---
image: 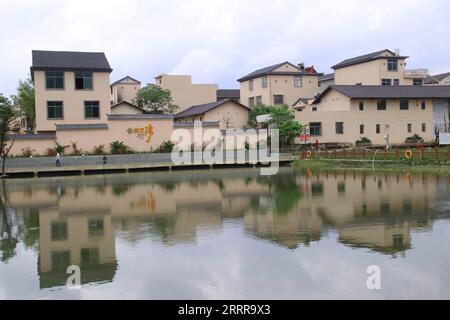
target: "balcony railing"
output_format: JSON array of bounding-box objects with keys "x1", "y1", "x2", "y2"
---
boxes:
[{"x1": 404, "y1": 69, "x2": 429, "y2": 79}]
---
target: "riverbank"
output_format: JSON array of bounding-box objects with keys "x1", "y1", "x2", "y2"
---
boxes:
[
  {"x1": 293, "y1": 159, "x2": 450, "y2": 174},
  {"x1": 2, "y1": 152, "x2": 295, "y2": 178}
]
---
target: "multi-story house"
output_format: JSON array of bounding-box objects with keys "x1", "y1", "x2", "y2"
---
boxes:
[
  {"x1": 331, "y1": 49, "x2": 428, "y2": 86},
  {"x1": 110, "y1": 76, "x2": 141, "y2": 105},
  {"x1": 425, "y1": 72, "x2": 450, "y2": 85},
  {"x1": 31, "y1": 50, "x2": 112, "y2": 133},
  {"x1": 295, "y1": 85, "x2": 450, "y2": 145},
  {"x1": 154, "y1": 74, "x2": 218, "y2": 112},
  {"x1": 237, "y1": 62, "x2": 322, "y2": 108}
]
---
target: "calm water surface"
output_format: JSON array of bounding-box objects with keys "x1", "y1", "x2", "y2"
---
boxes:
[{"x1": 1, "y1": 167, "x2": 450, "y2": 299}]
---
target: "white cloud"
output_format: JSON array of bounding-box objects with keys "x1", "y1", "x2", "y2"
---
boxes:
[{"x1": 0, "y1": 0, "x2": 449, "y2": 97}]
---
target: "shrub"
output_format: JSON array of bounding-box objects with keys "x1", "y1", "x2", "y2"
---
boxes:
[
  {"x1": 405, "y1": 134, "x2": 424, "y2": 144},
  {"x1": 356, "y1": 137, "x2": 372, "y2": 146},
  {"x1": 21, "y1": 147, "x2": 35, "y2": 157},
  {"x1": 54, "y1": 142, "x2": 69, "y2": 154},
  {"x1": 110, "y1": 141, "x2": 129, "y2": 154},
  {"x1": 92, "y1": 144, "x2": 105, "y2": 155},
  {"x1": 46, "y1": 148, "x2": 57, "y2": 157},
  {"x1": 159, "y1": 140, "x2": 175, "y2": 153},
  {"x1": 70, "y1": 141, "x2": 82, "y2": 156}
]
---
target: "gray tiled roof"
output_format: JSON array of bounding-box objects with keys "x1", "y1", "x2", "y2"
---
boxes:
[
  {"x1": 314, "y1": 85, "x2": 450, "y2": 103},
  {"x1": 432, "y1": 72, "x2": 450, "y2": 82},
  {"x1": 319, "y1": 73, "x2": 334, "y2": 82},
  {"x1": 55, "y1": 123, "x2": 109, "y2": 130},
  {"x1": 31, "y1": 50, "x2": 113, "y2": 72},
  {"x1": 175, "y1": 99, "x2": 250, "y2": 119},
  {"x1": 173, "y1": 121, "x2": 220, "y2": 128},
  {"x1": 217, "y1": 89, "x2": 240, "y2": 100},
  {"x1": 107, "y1": 114, "x2": 174, "y2": 120},
  {"x1": 10, "y1": 133, "x2": 56, "y2": 140},
  {"x1": 237, "y1": 61, "x2": 321, "y2": 82},
  {"x1": 332, "y1": 49, "x2": 408, "y2": 70}
]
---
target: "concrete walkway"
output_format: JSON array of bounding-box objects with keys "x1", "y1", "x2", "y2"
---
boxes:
[{"x1": 2, "y1": 152, "x2": 295, "y2": 178}]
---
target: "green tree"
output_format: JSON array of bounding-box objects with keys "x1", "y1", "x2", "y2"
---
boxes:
[
  {"x1": 249, "y1": 104, "x2": 303, "y2": 147},
  {"x1": 0, "y1": 94, "x2": 20, "y2": 176},
  {"x1": 11, "y1": 78, "x2": 35, "y2": 131},
  {"x1": 135, "y1": 84, "x2": 179, "y2": 114}
]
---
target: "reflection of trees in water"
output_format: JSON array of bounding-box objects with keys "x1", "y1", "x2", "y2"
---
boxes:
[
  {"x1": 0, "y1": 180, "x2": 18, "y2": 262},
  {"x1": 249, "y1": 174, "x2": 303, "y2": 216}
]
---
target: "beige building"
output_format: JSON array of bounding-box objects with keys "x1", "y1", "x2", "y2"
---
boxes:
[
  {"x1": 31, "y1": 50, "x2": 113, "y2": 133},
  {"x1": 154, "y1": 74, "x2": 218, "y2": 112},
  {"x1": 110, "y1": 76, "x2": 141, "y2": 105},
  {"x1": 295, "y1": 85, "x2": 450, "y2": 145},
  {"x1": 332, "y1": 49, "x2": 428, "y2": 86},
  {"x1": 174, "y1": 99, "x2": 250, "y2": 129},
  {"x1": 425, "y1": 72, "x2": 450, "y2": 85},
  {"x1": 237, "y1": 62, "x2": 322, "y2": 108}
]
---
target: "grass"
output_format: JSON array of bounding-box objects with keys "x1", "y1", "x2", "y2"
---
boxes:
[{"x1": 293, "y1": 159, "x2": 450, "y2": 174}]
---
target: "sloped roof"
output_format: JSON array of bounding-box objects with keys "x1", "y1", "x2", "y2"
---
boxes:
[
  {"x1": 31, "y1": 50, "x2": 113, "y2": 72},
  {"x1": 432, "y1": 72, "x2": 450, "y2": 82},
  {"x1": 332, "y1": 49, "x2": 408, "y2": 70},
  {"x1": 55, "y1": 123, "x2": 109, "y2": 130},
  {"x1": 110, "y1": 101, "x2": 144, "y2": 112},
  {"x1": 313, "y1": 85, "x2": 450, "y2": 103},
  {"x1": 217, "y1": 89, "x2": 240, "y2": 100},
  {"x1": 175, "y1": 99, "x2": 250, "y2": 119},
  {"x1": 319, "y1": 73, "x2": 334, "y2": 82},
  {"x1": 110, "y1": 76, "x2": 141, "y2": 87},
  {"x1": 237, "y1": 61, "x2": 321, "y2": 82}
]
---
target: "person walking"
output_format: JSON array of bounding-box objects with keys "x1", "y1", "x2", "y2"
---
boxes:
[
  {"x1": 55, "y1": 153, "x2": 61, "y2": 167},
  {"x1": 103, "y1": 154, "x2": 107, "y2": 165}
]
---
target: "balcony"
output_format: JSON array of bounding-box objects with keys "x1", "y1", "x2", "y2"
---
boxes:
[{"x1": 404, "y1": 69, "x2": 429, "y2": 79}]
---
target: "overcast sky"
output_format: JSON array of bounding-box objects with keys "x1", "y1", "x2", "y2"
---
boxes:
[{"x1": 0, "y1": 0, "x2": 449, "y2": 96}]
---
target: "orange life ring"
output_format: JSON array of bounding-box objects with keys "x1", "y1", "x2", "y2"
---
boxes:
[
  {"x1": 404, "y1": 149, "x2": 413, "y2": 159},
  {"x1": 306, "y1": 150, "x2": 313, "y2": 159}
]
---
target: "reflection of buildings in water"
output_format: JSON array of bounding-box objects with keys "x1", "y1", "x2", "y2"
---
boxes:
[
  {"x1": 37, "y1": 208, "x2": 116, "y2": 289},
  {"x1": 4, "y1": 170, "x2": 448, "y2": 260}
]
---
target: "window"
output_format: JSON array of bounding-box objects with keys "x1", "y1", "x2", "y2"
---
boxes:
[
  {"x1": 360, "y1": 124, "x2": 364, "y2": 134},
  {"x1": 393, "y1": 79, "x2": 400, "y2": 86},
  {"x1": 51, "y1": 221, "x2": 68, "y2": 241},
  {"x1": 262, "y1": 76, "x2": 268, "y2": 88},
  {"x1": 80, "y1": 248, "x2": 100, "y2": 267},
  {"x1": 387, "y1": 58, "x2": 398, "y2": 71},
  {"x1": 359, "y1": 102, "x2": 364, "y2": 111},
  {"x1": 421, "y1": 101, "x2": 426, "y2": 110},
  {"x1": 338, "y1": 182, "x2": 346, "y2": 194},
  {"x1": 256, "y1": 96, "x2": 262, "y2": 105},
  {"x1": 335, "y1": 122, "x2": 344, "y2": 134},
  {"x1": 273, "y1": 95, "x2": 284, "y2": 105},
  {"x1": 413, "y1": 79, "x2": 423, "y2": 86},
  {"x1": 400, "y1": 100, "x2": 409, "y2": 110},
  {"x1": 407, "y1": 123, "x2": 412, "y2": 133},
  {"x1": 75, "y1": 72, "x2": 93, "y2": 90},
  {"x1": 45, "y1": 71, "x2": 64, "y2": 89},
  {"x1": 376, "y1": 124, "x2": 381, "y2": 134},
  {"x1": 249, "y1": 79, "x2": 254, "y2": 91},
  {"x1": 51, "y1": 251, "x2": 70, "y2": 272},
  {"x1": 309, "y1": 122, "x2": 322, "y2": 136},
  {"x1": 422, "y1": 123, "x2": 426, "y2": 132},
  {"x1": 85, "y1": 101, "x2": 100, "y2": 118},
  {"x1": 377, "y1": 100, "x2": 387, "y2": 110},
  {"x1": 88, "y1": 219, "x2": 104, "y2": 237},
  {"x1": 294, "y1": 76, "x2": 302, "y2": 87},
  {"x1": 47, "y1": 101, "x2": 63, "y2": 119},
  {"x1": 381, "y1": 79, "x2": 392, "y2": 86},
  {"x1": 249, "y1": 97, "x2": 255, "y2": 108}
]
